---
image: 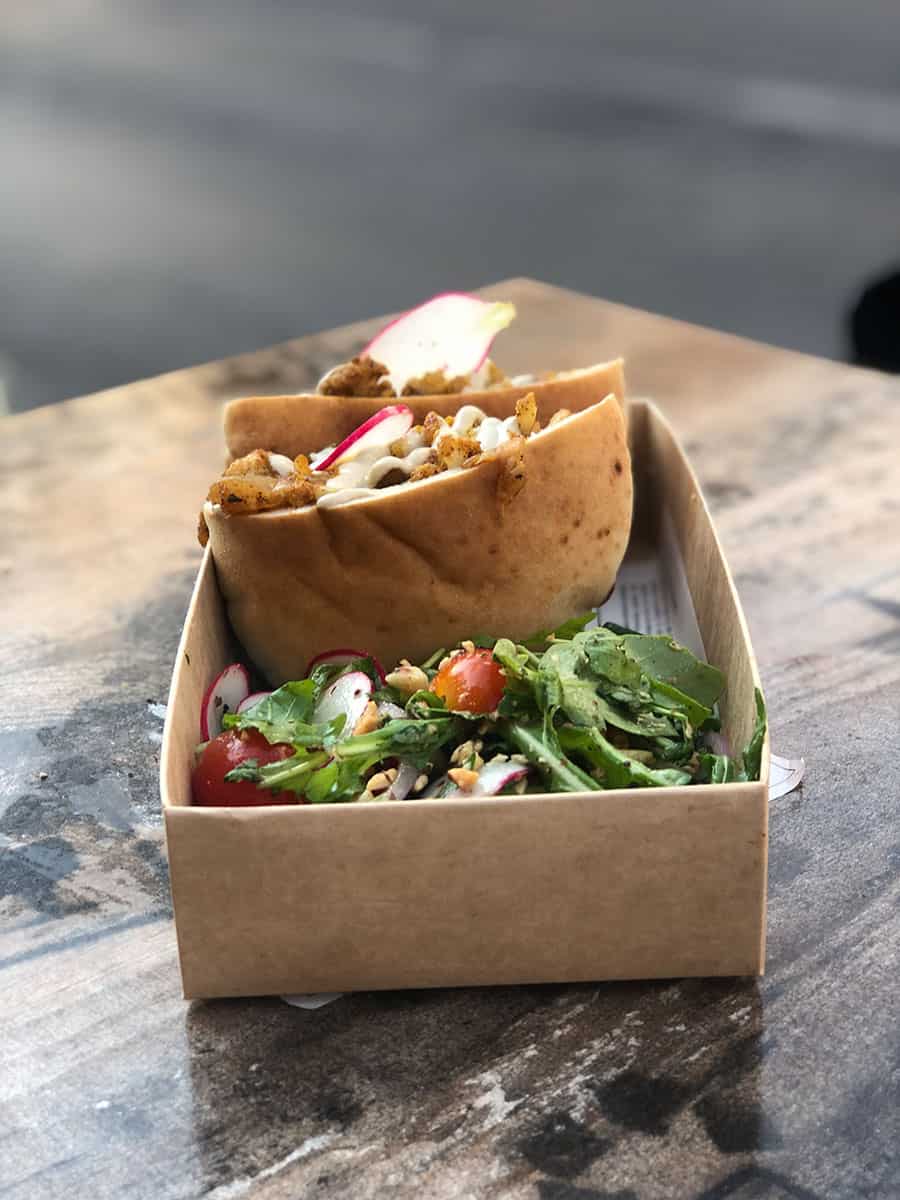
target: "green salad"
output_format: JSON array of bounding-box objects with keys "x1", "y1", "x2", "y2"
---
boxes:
[{"x1": 191, "y1": 615, "x2": 766, "y2": 807}]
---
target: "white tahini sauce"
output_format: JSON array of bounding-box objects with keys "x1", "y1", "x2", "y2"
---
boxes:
[{"x1": 316, "y1": 405, "x2": 521, "y2": 508}]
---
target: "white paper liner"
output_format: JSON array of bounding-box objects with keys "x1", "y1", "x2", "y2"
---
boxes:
[{"x1": 279, "y1": 512, "x2": 803, "y2": 1008}]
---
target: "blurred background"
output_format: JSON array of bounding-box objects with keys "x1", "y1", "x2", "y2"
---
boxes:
[{"x1": 4, "y1": 0, "x2": 900, "y2": 413}]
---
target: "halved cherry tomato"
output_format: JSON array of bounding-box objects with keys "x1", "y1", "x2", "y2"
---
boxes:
[
  {"x1": 192, "y1": 730, "x2": 298, "y2": 807},
  {"x1": 432, "y1": 648, "x2": 506, "y2": 714}
]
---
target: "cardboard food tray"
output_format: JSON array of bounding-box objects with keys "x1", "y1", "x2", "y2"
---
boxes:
[{"x1": 161, "y1": 399, "x2": 769, "y2": 1000}]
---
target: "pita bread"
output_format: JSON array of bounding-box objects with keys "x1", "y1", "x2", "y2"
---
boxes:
[
  {"x1": 224, "y1": 359, "x2": 625, "y2": 461},
  {"x1": 206, "y1": 395, "x2": 632, "y2": 685}
]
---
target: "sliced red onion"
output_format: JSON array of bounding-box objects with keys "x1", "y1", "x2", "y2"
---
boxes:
[
  {"x1": 200, "y1": 663, "x2": 250, "y2": 740},
  {"x1": 704, "y1": 732, "x2": 732, "y2": 757},
  {"x1": 386, "y1": 762, "x2": 420, "y2": 801}
]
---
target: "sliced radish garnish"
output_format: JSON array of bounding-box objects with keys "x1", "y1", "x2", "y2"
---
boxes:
[
  {"x1": 236, "y1": 690, "x2": 272, "y2": 714},
  {"x1": 311, "y1": 405, "x2": 414, "y2": 471},
  {"x1": 362, "y1": 293, "x2": 516, "y2": 394},
  {"x1": 200, "y1": 663, "x2": 250, "y2": 740},
  {"x1": 376, "y1": 700, "x2": 406, "y2": 722},
  {"x1": 424, "y1": 761, "x2": 529, "y2": 800},
  {"x1": 312, "y1": 670, "x2": 373, "y2": 738},
  {"x1": 305, "y1": 647, "x2": 387, "y2": 685}
]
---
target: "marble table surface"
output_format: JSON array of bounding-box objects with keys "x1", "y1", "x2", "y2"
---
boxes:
[{"x1": 2, "y1": 279, "x2": 899, "y2": 1199}]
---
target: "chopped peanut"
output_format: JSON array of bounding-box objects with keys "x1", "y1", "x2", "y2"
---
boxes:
[
  {"x1": 450, "y1": 740, "x2": 476, "y2": 766},
  {"x1": 353, "y1": 700, "x2": 381, "y2": 736},
  {"x1": 197, "y1": 510, "x2": 210, "y2": 547},
  {"x1": 293, "y1": 453, "x2": 311, "y2": 477},
  {"x1": 448, "y1": 767, "x2": 479, "y2": 792},
  {"x1": 385, "y1": 660, "x2": 429, "y2": 696},
  {"x1": 413, "y1": 773, "x2": 429, "y2": 793}
]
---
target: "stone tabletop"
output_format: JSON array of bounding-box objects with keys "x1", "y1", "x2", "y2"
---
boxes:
[{"x1": 2, "y1": 279, "x2": 899, "y2": 1199}]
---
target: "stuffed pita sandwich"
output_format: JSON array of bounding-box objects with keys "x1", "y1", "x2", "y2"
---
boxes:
[{"x1": 201, "y1": 391, "x2": 632, "y2": 684}]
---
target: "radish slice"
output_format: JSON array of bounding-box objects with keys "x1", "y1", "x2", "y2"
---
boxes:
[
  {"x1": 312, "y1": 670, "x2": 373, "y2": 738},
  {"x1": 362, "y1": 293, "x2": 516, "y2": 394},
  {"x1": 311, "y1": 405, "x2": 414, "y2": 471},
  {"x1": 236, "y1": 690, "x2": 272, "y2": 714},
  {"x1": 200, "y1": 663, "x2": 250, "y2": 740},
  {"x1": 376, "y1": 700, "x2": 406, "y2": 722},
  {"x1": 424, "y1": 761, "x2": 529, "y2": 799},
  {"x1": 305, "y1": 647, "x2": 387, "y2": 685}
]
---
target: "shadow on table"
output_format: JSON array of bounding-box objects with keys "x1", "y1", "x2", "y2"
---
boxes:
[{"x1": 183, "y1": 977, "x2": 779, "y2": 1195}]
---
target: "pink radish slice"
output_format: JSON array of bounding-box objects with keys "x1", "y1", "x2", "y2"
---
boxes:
[
  {"x1": 312, "y1": 670, "x2": 373, "y2": 738},
  {"x1": 424, "y1": 761, "x2": 529, "y2": 799},
  {"x1": 305, "y1": 648, "x2": 387, "y2": 685},
  {"x1": 362, "y1": 293, "x2": 516, "y2": 394},
  {"x1": 311, "y1": 405, "x2": 414, "y2": 471},
  {"x1": 200, "y1": 663, "x2": 250, "y2": 740},
  {"x1": 236, "y1": 690, "x2": 272, "y2": 714}
]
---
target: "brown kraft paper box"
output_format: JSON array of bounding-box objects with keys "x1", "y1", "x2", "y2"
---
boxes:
[{"x1": 160, "y1": 398, "x2": 769, "y2": 1000}]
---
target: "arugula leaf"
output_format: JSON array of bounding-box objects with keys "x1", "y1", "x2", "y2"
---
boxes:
[
  {"x1": 248, "y1": 748, "x2": 332, "y2": 794},
  {"x1": 538, "y1": 640, "x2": 678, "y2": 739},
  {"x1": 333, "y1": 716, "x2": 461, "y2": 772},
  {"x1": 418, "y1": 646, "x2": 447, "y2": 672},
  {"x1": 558, "y1": 726, "x2": 692, "y2": 789},
  {"x1": 742, "y1": 689, "x2": 767, "y2": 781},
  {"x1": 696, "y1": 691, "x2": 767, "y2": 783},
  {"x1": 576, "y1": 631, "x2": 644, "y2": 690},
  {"x1": 697, "y1": 753, "x2": 737, "y2": 783},
  {"x1": 404, "y1": 689, "x2": 447, "y2": 719},
  {"x1": 501, "y1": 720, "x2": 601, "y2": 793},
  {"x1": 650, "y1": 679, "x2": 712, "y2": 730},
  {"x1": 523, "y1": 611, "x2": 596, "y2": 648},
  {"x1": 620, "y1": 635, "x2": 724, "y2": 709},
  {"x1": 222, "y1": 759, "x2": 262, "y2": 783},
  {"x1": 224, "y1": 679, "x2": 330, "y2": 746},
  {"x1": 492, "y1": 638, "x2": 540, "y2": 682}
]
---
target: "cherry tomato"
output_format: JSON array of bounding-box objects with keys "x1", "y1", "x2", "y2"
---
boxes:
[
  {"x1": 432, "y1": 648, "x2": 506, "y2": 714},
  {"x1": 192, "y1": 730, "x2": 298, "y2": 807}
]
